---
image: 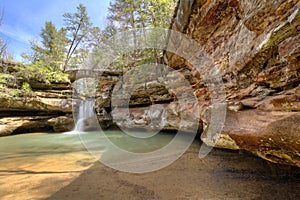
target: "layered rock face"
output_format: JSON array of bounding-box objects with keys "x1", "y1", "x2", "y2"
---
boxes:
[
  {"x1": 66, "y1": 0, "x2": 300, "y2": 167},
  {"x1": 94, "y1": 66, "x2": 201, "y2": 133},
  {"x1": 166, "y1": 0, "x2": 300, "y2": 166},
  {"x1": 0, "y1": 61, "x2": 74, "y2": 136}
]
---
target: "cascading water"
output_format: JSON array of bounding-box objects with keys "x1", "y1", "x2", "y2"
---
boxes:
[
  {"x1": 65, "y1": 77, "x2": 98, "y2": 134},
  {"x1": 73, "y1": 99, "x2": 95, "y2": 132}
]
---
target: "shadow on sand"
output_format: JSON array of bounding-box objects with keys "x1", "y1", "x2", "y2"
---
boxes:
[{"x1": 47, "y1": 142, "x2": 300, "y2": 200}]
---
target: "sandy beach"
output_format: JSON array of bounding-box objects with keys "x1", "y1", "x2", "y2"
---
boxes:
[{"x1": 2, "y1": 138, "x2": 299, "y2": 200}]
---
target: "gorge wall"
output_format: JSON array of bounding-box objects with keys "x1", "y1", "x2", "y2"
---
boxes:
[
  {"x1": 94, "y1": 0, "x2": 300, "y2": 167},
  {"x1": 166, "y1": 0, "x2": 300, "y2": 167},
  {"x1": 1, "y1": 0, "x2": 299, "y2": 168}
]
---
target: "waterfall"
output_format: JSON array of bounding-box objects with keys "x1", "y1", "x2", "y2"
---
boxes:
[
  {"x1": 73, "y1": 99, "x2": 95, "y2": 132},
  {"x1": 65, "y1": 99, "x2": 95, "y2": 134},
  {"x1": 65, "y1": 77, "x2": 98, "y2": 134}
]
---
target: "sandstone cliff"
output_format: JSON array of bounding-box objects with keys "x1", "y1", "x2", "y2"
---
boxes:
[
  {"x1": 0, "y1": 60, "x2": 74, "y2": 136},
  {"x1": 165, "y1": 0, "x2": 300, "y2": 167},
  {"x1": 2, "y1": 0, "x2": 299, "y2": 168},
  {"x1": 93, "y1": 0, "x2": 300, "y2": 167}
]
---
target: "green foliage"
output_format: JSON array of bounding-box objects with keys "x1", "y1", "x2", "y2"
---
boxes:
[
  {"x1": 141, "y1": 0, "x2": 177, "y2": 28},
  {"x1": 24, "y1": 21, "x2": 67, "y2": 71},
  {"x1": 108, "y1": 0, "x2": 176, "y2": 30},
  {"x1": 63, "y1": 3, "x2": 92, "y2": 71},
  {"x1": 23, "y1": 4, "x2": 94, "y2": 72},
  {"x1": 0, "y1": 86, "x2": 35, "y2": 99},
  {"x1": 0, "y1": 61, "x2": 70, "y2": 99},
  {"x1": 16, "y1": 61, "x2": 69, "y2": 85},
  {"x1": 7, "y1": 88, "x2": 22, "y2": 97},
  {"x1": 0, "y1": 73, "x2": 17, "y2": 89},
  {"x1": 0, "y1": 73, "x2": 13, "y2": 84},
  {"x1": 99, "y1": 0, "x2": 176, "y2": 71},
  {"x1": 21, "y1": 82, "x2": 32, "y2": 92},
  {"x1": 18, "y1": 1, "x2": 176, "y2": 76}
]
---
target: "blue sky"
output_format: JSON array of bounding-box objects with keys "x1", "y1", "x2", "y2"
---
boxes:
[{"x1": 0, "y1": 0, "x2": 111, "y2": 61}]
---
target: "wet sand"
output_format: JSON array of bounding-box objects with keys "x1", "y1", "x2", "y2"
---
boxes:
[
  {"x1": 47, "y1": 142, "x2": 300, "y2": 200},
  {"x1": 1, "y1": 135, "x2": 299, "y2": 200}
]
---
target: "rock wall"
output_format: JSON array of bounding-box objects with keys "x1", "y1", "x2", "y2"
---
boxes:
[
  {"x1": 65, "y1": 0, "x2": 300, "y2": 167},
  {"x1": 166, "y1": 0, "x2": 300, "y2": 167},
  {"x1": 94, "y1": 67, "x2": 201, "y2": 133},
  {"x1": 0, "y1": 61, "x2": 74, "y2": 136}
]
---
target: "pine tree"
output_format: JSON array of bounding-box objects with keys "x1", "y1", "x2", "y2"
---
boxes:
[
  {"x1": 28, "y1": 21, "x2": 67, "y2": 70},
  {"x1": 63, "y1": 4, "x2": 92, "y2": 71},
  {"x1": 108, "y1": 0, "x2": 176, "y2": 30},
  {"x1": 105, "y1": 0, "x2": 176, "y2": 70},
  {"x1": 143, "y1": 0, "x2": 176, "y2": 28}
]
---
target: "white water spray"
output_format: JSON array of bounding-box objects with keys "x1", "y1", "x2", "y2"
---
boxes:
[{"x1": 73, "y1": 99, "x2": 95, "y2": 132}]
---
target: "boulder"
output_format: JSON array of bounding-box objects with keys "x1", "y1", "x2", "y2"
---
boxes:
[
  {"x1": 110, "y1": 101, "x2": 201, "y2": 133},
  {"x1": 47, "y1": 115, "x2": 74, "y2": 132},
  {"x1": 0, "y1": 114, "x2": 75, "y2": 136},
  {"x1": 202, "y1": 110, "x2": 300, "y2": 167},
  {"x1": 0, "y1": 116, "x2": 53, "y2": 136}
]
